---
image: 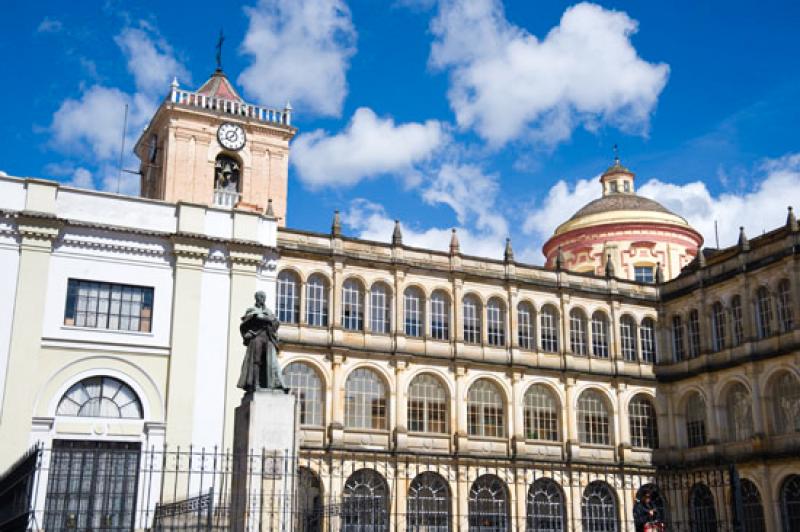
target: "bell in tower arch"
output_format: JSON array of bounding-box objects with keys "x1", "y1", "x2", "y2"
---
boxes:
[{"x1": 214, "y1": 154, "x2": 241, "y2": 193}]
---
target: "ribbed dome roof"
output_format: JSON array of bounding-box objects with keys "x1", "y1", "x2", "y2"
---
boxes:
[{"x1": 568, "y1": 194, "x2": 675, "y2": 220}]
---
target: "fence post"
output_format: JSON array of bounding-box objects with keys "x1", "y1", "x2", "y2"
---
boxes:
[{"x1": 729, "y1": 463, "x2": 744, "y2": 532}]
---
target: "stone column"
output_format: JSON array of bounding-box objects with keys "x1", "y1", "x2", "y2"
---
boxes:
[
  {"x1": 328, "y1": 351, "x2": 345, "y2": 446},
  {"x1": 454, "y1": 366, "x2": 468, "y2": 452},
  {"x1": 394, "y1": 359, "x2": 408, "y2": 450},
  {"x1": 747, "y1": 365, "x2": 766, "y2": 437},
  {"x1": 564, "y1": 377, "x2": 578, "y2": 458},
  {"x1": 511, "y1": 371, "x2": 525, "y2": 455}
]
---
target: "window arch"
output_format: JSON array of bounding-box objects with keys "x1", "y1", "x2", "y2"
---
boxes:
[
  {"x1": 581, "y1": 481, "x2": 618, "y2": 532},
  {"x1": 740, "y1": 478, "x2": 766, "y2": 532},
  {"x1": 404, "y1": 287, "x2": 424, "y2": 338},
  {"x1": 756, "y1": 286, "x2": 773, "y2": 338},
  {"x1": 283, "y1": 362, "x2": 324, "y2": 426},
  {"x1": 540, "y1": 305, "x2": 559, "y2": 353},
  {"x1": 344, "y1": 368, "x2": 387, "y2": 430},
  {"x1": 305, "y1": 274, "x2": 329, "y2": 327},
  {"x1": 487, "y1": 297, "x2": 506, "y2": 346},
  {"x1": 672, "y1": 315, "x2": 685, "y2": 361},
  {"x1": 56, "y1": 376, "x2": 142, "y2": 419},
  {"x1": 687, "y1": 309, "x2": 701, "y2": 358},
  {"x1": 342, "y1": 469, "x2": 389, "y2": 532},
  {"x1": 430, "y1": 290, "x2": 450, "y2": 341},
  {"x1": 635, "y1": 484, "x2": 666, "y2": 525},
  {"x1": 577, "y1": 390, "x2": 611, "y2": 445},
  {"x1": 296, "y1": 467, "x2": 323, "y2": 532},
  {"x1": 620, "y1": 315, "x2": 637, "y2": 362},
  {"x1": 467, "y1": 379, "x2": 505, "y2": 438},
  {"x1": 213, "y1": 153, "x2": 241, "y2": 207},
  {"x1": 629, "y1": 395, "x2": 659, "y2": 449},
  {"x1": 526, "y1": 478, "x2": 565, "y2": 532},
  {"x1": 731, "y1": 295, "x2": 744, "y2": 346},
  {"x1": 689, "y1": 483, "x2": 717, "y2": 532},
  {"x1": 277, "y1": 270, "x2": 300, "y2": 324},
  {"x1": 771, "y1": 371, "x2": 800, "y2": 434},
  {"x1": 463, "y1": 295, "x2": 482, "y2": 344},
  {"x1": 685, "y1": 392, "x2": 707, "y2": 448},
  {"x1": 369, "y1": 282, "x2": 391, "y2": 334},
  {"x1": 777, "y1": 279, "x2": 794, "y2": 333},
  {"x1": 407, "y1": 472, "x2": 450, "y2": 532},
  {"x1": 342, "y1": 279, "x2": 365, "y2": 331},
  {"x1": 570, "y1": 309, "x2": 588, "y2": 356},
  {"x1": 468, "y1": 474, "x2": 509, "y2": 531},
  {"x1": 781, "y1": 475, "x2": 800, "y2": 532},
  {"x1": 408, "y1": 374, "x2": 448, "y2": 434},
  {"x1": 518, "y1": 302, "x2": 535, "y2": 350},
  {"x1": 725, "y1": 382, "x2": 753, "y2": 441},
  {"x1": 523, "y1": 384, "x2": 559, "y2": 441},
  {"x1": 711, "y1": 302, "x2": 726, "y2": 351},
  {"x1": 591, "y1": 311, "x2": 609, "y2": 358},
  {"x1": 640, "y1": 318, "x2": 656, "y2": 363}
]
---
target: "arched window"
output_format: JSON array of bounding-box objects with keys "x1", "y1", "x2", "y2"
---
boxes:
[
  {"x1": 731, "y1": 295, "x2": 744, "y2": 346},
  {"x1": 689, "y1": 483, "x2": 717, "y2": 532},
  {"x1": 570, "y1": 309, "x2": 588, "y2": 355},
  {"x1": 629, "y1": 395, "x2": 658, "y2": 449},
  {"x1": 526, "y1": 478, "x2": 565, "y2": 532},
  {"x1": 56, "y1": 376, "x2": 142, "y2": 418},
  {"x1": 523, "y1": 384, "x2": 559, "y2": 441},
  {"x1": 407, "y1": 472, "x2": 450, "y2": 532},
  {"x1": 344, "y1": 368, "x2": 387, "y2": 430},
  {"x1": 487, "y1": 298, "x2": 506, "y2": 346},
  {"x1": 468, "y1": 474, "x2": 509, "y2": 531},
  {"x1": 740, "y1": 479, "x2": 766, "y2": 532},
  {"x1": 296, "y1": 467, "x2": 323, "y2": 532},
  {"x1": 408, "y1": 374, "x2": 448, "y2": 434},
  {"x1": 463, "y1": 295, "x2": 482, "y2": 344},
  {"x1": 369, "y1": 283, "x2": 391, "y2": 334},
  {"x1": 581, "y1": 481, "x2": 618, "y2": 532},
  {"x1": 686, "y1": 393, "x2": 707, "y2": 448},
  {"x1": 342, "y1": 469, "x2": 389, "y2": 532},
  {"x1": 430, "y1": 290, "x2": 450, "y2": 341},
  {"x1": 726, "y1": 383, "x2": 753, "y2": 441},
  {"x1": 518, "y1": 302, "x2": 535, "y2": 350},
  {"x1": 777, "y1": 279, "x2": 794, "y2": 333},
  {"x1": 277, "y1": 270, "x2": 300, "y2": 324},
  {"x1": 687, "y1": 309, "x2": 701, "y2": 358},
  {"x1": 540, "y1": 305, "x2": 559, "y2": 353},
  {"x1": 305, "y1": 274, "x2": 329, "y2": 327},
  {"x1": 577, "y1": 390, "x2": 611, "y2": 446},
  {"x1": 711, "y1": 302, "x2": 726, "y2": 351},
  {"x1": 591, "y1": 311, "x2": 609, "y2": 358},
  {"x1": 620, "y1": 315, "x2": 637, "y2": 362},
  {"x1": 772, "y1": 371, "x2": 800, "y2": 434},
  {"x1": 213, "y1": 154, "x2": 241, "y2": 207},
  {"x1": 404, "y1": 287, "x2": 424, "y2": 338},
  {"x1": 756, "y1": 286, "x2": 773, "y2": 338},
  {"x1": 283, "y1": 362, "x2": 323, "y2": 426},
  {"x1": 780, "y1": 475, "x2": 800, "y2": 532},
  {"x1": 672, "y1": 316, "x2": 685, "y2": 361},
  {"x1": 342, "y1": 279, "x2": 364, "y2": 331},
  {"x1": 640, "y1": 318, "x2": 656, "y2": 363},
  {"x1": 467, "y1": 380, "x2": 505, "y2": 438}
]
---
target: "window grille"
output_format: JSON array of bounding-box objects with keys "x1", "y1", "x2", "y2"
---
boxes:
[
  {"x1": 756, "y1": 287, "x2": 773, "y2": 338},
  {"x1": 56, "y1": 376, "x2": 142, "y2": 419},
  {"x1": 526, "y1": 478, "x2": 565, "y2": 532},
  {"x1": 634, "y1": 266, "x2": 654, "y2": 283},
  {"x1": 283, "y1": 362, "x2": 323, "y2": 426},
  {"x1": 64, "y1": 279, "x2": 153, "y2": 332},
  {"x1": 468, "y1": 475, "x2": 509, "y2": 532},
  {"x1": 407, "y1": 472, "x2": 451, "y2": 532},
  {"x1": 639, "y1": 318, "x2": 656, "y2": 363},
  {"x1": 740, "y1": 479, "x2": 766, "y2": 532},
  {"x1": 463, "y1": 295, "x2": 482, "y2": 344},
  {"x1": 342, "y1": 469, "x2": 389, "y2": 532},
  {"x1": 487, "y1": 298, "x2": 506, "y2": 346},
  {"x1": 689, "y1": 483, "x2": 717, "y2": 532},
  {"x1": 342, "y1": 280, "x2": 364, "y2": 331},
  {"x1": 523, "y1": 384, "x2": 559, "y2": 441},
  {"x1": 687, "y1": 310, "x2": 701, "y2": 358},
  {"x1": 344, "y1": 368, "x2": 387, "y2": 430},
  {"x1": 711, "y1": 302, "x2": 726, "y2": 351},
  {"x1": 577, "y1": 390, "x2": 611, "y2": 445},
  {"x1": 780, "y1": 475, "x2": 800, "y2": 532},
  {"x1": 726, "y1": 383, "x2": 753, "y2": 441},
  {"x1": 581, "y1": 481, "x2": 618, "y2": 532},
  {"x1": 408, "y1": 374, "x2": 447, "y2": 433},
  {"x1": 404, "y1": 287, "x2": 424, "y2": 337},
  {"x1": 305, "y1": 274, "x2": 328, "y2": 327},
  {"x1": 467, "y1": 380, "x2": 505, "y2": 438},
  {"x1": 620, "y1": 316, "x2": 636, "y2": 361},
  {"x1": 591, "y1": 312, "x2": 609, "y2": 358},
  {"x1": 517, "y1": 303, "x2": 535, "y2": 350},
  {"x1": 570, "y1": 309, "x2": 588, "y2": 356},
  {"x1": 686, "y1": 393, "x2": 707, "y2": 448},
  {"x1": 629, "y1": 395, "x2": 658, "y2": 449},
  {"x1": 540, "y1": 306, "x2": 559, "y2": 353},
  {"x1": 772, "y1": 372, "x2": 800, "y2": 434},
  {"x1": 731, "y1": 296, "x2": 744, "y2": 346},
  {"x1": 430, "y1": 291, "x2": 450, "y2": 341},
  {"x1": 672, "y1": 316, "x2": 685, "y2": 361},
  {"x1": 777, "y1": 279, "x2": 794, "y2": 333},
  {"x1": 277, "y1": 270, "x2": 300, "y2": 324},
  {"x1": 369, "y1": 283, "x2": 391, "y2": 334}
]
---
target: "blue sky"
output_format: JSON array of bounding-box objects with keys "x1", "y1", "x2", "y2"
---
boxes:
[{"x1": 1, "y1": 0, "x2": 799, "y2": 262}]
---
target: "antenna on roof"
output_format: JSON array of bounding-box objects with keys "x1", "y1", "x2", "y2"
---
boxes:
[
  {"x1": 215, "y1": 28, "x2": 225, "y2": 71},
  {"x1": 714, "y1": 220, "x2": 719, "y2": 248},
  {"x1": 116, "y1": 103, "x2": 129, "y2": 194}
]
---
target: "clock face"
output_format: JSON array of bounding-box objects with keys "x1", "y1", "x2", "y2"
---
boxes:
[{"x1": 217, "y1": 123, "x2": 246, "y2": 151}]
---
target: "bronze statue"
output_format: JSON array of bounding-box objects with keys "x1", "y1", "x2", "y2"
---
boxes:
[{"x1": 237, "y1": 291, "x2": 288, "y2": 392}]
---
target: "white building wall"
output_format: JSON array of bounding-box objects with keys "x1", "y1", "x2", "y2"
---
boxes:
[{"x1": 0, "y1": 218, "x2": 20, "y2": 420}]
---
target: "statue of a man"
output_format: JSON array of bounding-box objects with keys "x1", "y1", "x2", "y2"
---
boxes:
[{"x1": 237, "y1": 291, "x2": 288, "y2": 392}]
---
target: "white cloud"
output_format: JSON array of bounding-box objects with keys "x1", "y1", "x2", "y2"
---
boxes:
[
  {"x1": 37, "y1": 17, "x2": 63, "y2": 34},
  {"x1": 115, "y1": 26, "x2": 190, "y2": 94},
  {"x1": 292, "y1": 107, "x2": 445, "y2": 187},
  {"x1": 239, "y1": 0, "x2": 356, "y2": 116},
  {"x1": 522, "y1": 176, "x2": 599, "y2": 247},
  {"x1": 429, "y1": 0, "x2": 669, "y2": 146},
  {"x1": 65, "y1": 167, "x2": 94, "y2": 189}
]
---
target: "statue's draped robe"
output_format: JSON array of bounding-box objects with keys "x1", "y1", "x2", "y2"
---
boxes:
[{"x1": 237, "y1": 307, "x2": 287, "y2": 391}]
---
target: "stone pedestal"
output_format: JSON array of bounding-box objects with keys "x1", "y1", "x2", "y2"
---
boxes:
[{"x1": 230, "y1": 390, "x2": 298, "y2": 532}]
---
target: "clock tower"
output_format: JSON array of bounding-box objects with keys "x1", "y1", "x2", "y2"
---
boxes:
[{"x1": 134, "y1": 69, "x2": 296, "y2": 224}]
